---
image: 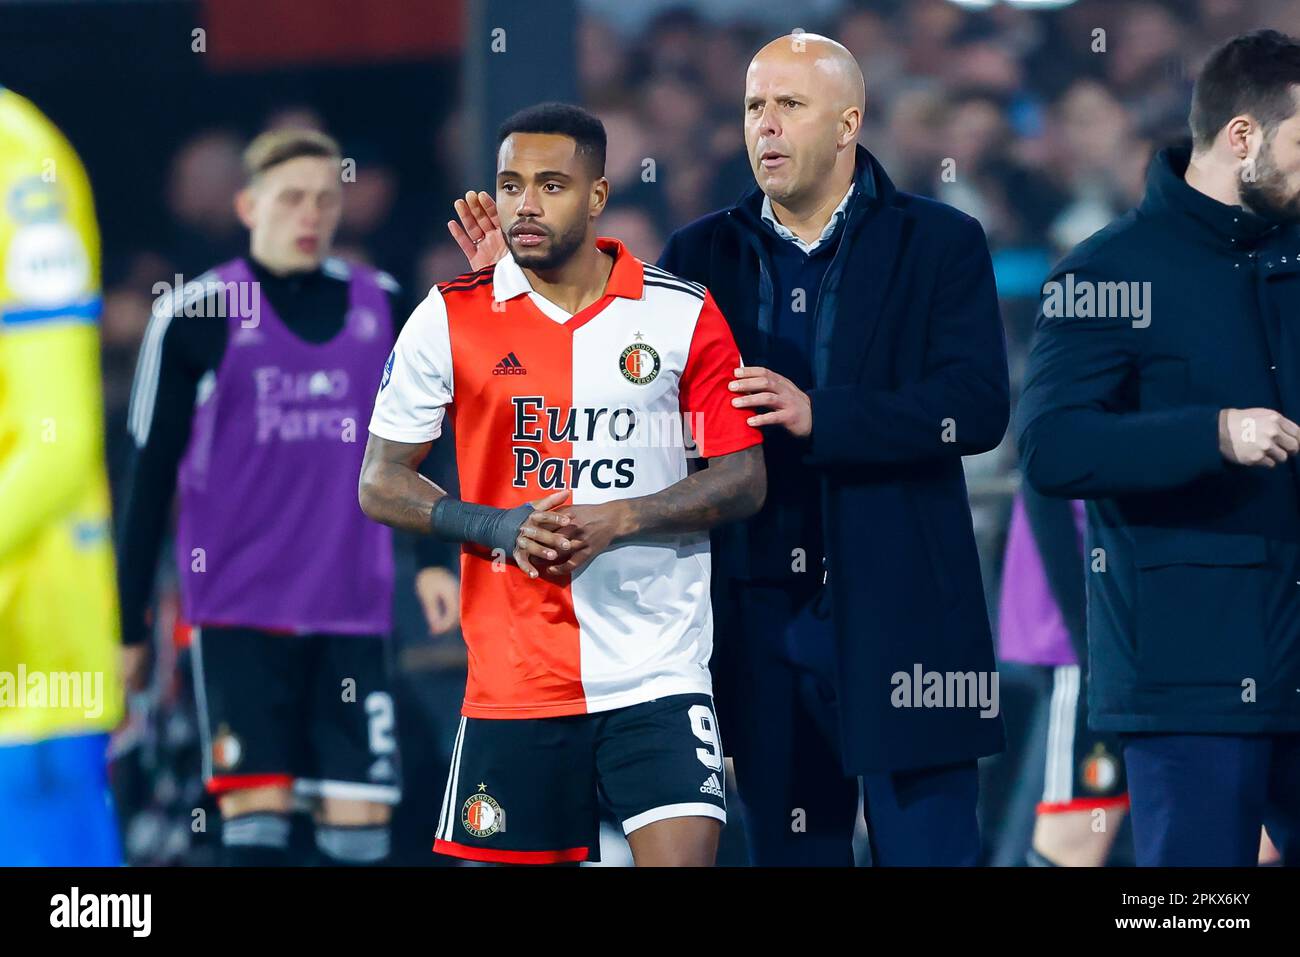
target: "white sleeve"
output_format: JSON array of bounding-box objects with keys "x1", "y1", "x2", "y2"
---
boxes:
[{"x1": 368, "y1": 285, "x2": 454, "y2": 443}]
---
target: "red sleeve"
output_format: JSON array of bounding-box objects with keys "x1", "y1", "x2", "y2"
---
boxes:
[{"x1": 679, "y1": 290, "x2": 763, "y2": 458}]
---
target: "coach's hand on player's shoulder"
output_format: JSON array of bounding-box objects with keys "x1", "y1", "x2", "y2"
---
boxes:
[
  {"x1": 1218, "y1": 407, "x2": 1300, "y2": 467},
  {"x1": 513, "y1": 490, "x2": 578, "y2": 579},
  {"x1": 449, "y1": 190, "x2": 508, "y2": 271},
  {"x1": 537, "y1": 501, "x2": 635, "y2": 577},
  {"x1": 729, "y1": 365, "x2": 812, "y2": 438}
]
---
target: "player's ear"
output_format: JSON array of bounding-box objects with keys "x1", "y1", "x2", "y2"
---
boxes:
[
  {"x1": 590, "y1": 176, "x2": 609, "y2": 218},
  {"x1": 234, "y1": 186, "x2": 258, "y2": 231}
]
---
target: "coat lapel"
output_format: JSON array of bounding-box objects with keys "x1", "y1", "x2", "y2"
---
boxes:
[{"x1": 822, "y1": 202, "x2": 904, "y2": 386}]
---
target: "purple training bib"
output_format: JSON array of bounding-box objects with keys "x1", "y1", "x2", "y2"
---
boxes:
[{"x1": 175, "y1": 257, "x2": 395, "y2": 635}]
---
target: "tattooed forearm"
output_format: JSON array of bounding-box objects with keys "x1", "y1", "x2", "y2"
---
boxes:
[
  {"x1": 622, "y1": 444, "x2": 766, "y2": 537},
  {"x1": 360, "y1": 434, "x2": 765, "y2": 542},
  {"x1": 358, "y1": 434, "x2": 447, "y2": 535}
]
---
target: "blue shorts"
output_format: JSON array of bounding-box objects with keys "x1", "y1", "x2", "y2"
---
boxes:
[{"x1": 0, "y1": 732, "x2": 122, "y2": 866}]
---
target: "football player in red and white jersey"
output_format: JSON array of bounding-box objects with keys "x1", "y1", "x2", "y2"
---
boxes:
[{"x1": 359, "y1": 103, "x2": 765, "y2": 866}]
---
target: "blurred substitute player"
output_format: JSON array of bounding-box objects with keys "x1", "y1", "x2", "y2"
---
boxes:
[
  {"x1": 360, "y1": 104, "x2": 765, "y2": 866},
  {"x1": 117, "y1": 129, "x2": 452, "y2": 866},
  {"x1": 0, "y1": 86, "x2": 124, "y2": 865},
  {"x1": 998, "y1": 488, "x2": 1128, "y2": 866}
]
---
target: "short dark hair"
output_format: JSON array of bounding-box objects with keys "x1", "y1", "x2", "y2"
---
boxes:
[
  {"x1": 243, "y1": 128, "x2": 340, "y2": 181},
  {"x1": 496, "y1": 102, "x2": 606, "y2": 177},
  {"x1": 1190, "y1": 30, "x2": 1300, "y2": 149}
]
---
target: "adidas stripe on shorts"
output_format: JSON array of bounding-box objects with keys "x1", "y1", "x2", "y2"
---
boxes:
[
  {"x1": 1039, "y1": 664, "x2": 1128, "y2": 814},
  {"x1": 433, "y1": 693, "x2": 726, "y2": 864}
]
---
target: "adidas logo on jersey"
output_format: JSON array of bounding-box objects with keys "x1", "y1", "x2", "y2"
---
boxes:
[
  {"x1": 493, "y1": 352, "x2": 526, "y2": 375},
  {"x1": 700, "y1": 772, "x2": 724, "y2": 797}
]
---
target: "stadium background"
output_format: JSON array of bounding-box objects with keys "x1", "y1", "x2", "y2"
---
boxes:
[{"x1": 5, "y1": 0, "x2": 1299, "y2": 866}]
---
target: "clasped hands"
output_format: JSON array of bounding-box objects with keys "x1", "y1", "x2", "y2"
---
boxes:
[{"x1": 511, "y1": 491, "x2": 633, "y2": 578}]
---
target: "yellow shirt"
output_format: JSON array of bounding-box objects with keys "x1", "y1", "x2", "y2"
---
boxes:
[{"x1": 0, "y1": 87, "x2": 122, "y2": 742}]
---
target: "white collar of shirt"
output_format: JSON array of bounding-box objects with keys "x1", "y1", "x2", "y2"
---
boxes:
[
  {"x1": 761, "y1": 183, "x2": 854, "y2": 255},
  {"x1": 492, "y1": 251, "x2": 574, "y2": 324}
]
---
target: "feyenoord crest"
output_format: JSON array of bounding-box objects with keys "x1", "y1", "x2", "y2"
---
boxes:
[
  {"x1": 349, "y1": 306, "x2": 379, "y2": 341},
  {"x1": 462, "y1": 784, "x2": 505, "y2": 838},
  {"x1": 212, "y1": 724, "x2": 243, "y2": 771},
  {"x1": 619, "y1": 332, "x2": 660, "y2": 385},
  {"x1": 1080, "y1": 743, "x2": 1119, "y2": 794}
]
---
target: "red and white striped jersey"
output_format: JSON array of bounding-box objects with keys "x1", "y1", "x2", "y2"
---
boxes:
[{"x1": 369, "y1": 238, "x2": 761, "y2": 718}]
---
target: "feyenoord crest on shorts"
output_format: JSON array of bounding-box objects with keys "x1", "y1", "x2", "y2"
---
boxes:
[
  {"x1": 212, "y1": 724, "x2": 243, "y2": 771},
  {"x1": 369, "y1": 238, "x2": 762, "y2": 720},
  {"x1": 462, "y1": 785, "x2": 504, "y2": 838},
  {"x1": 1081, "y1": 743, "x2": 1120, "y2": 794}
]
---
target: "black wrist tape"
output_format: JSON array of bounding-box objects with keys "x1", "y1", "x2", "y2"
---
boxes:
[{"x1": 430, "y1": 497, "x2": 534, "y2": 555}]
